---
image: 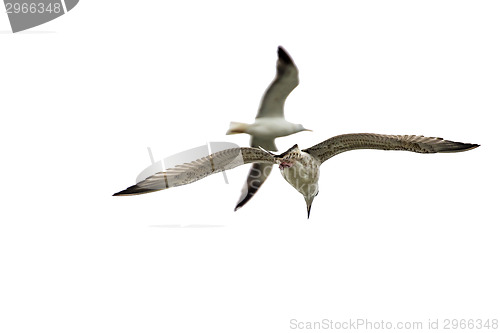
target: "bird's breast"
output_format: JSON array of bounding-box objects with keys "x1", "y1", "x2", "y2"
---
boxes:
[{"x1": 280, "y1": 154, "x2": 320, "y2": 197}]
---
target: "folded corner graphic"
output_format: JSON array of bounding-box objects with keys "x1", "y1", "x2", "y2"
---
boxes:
[{"x1": 4, "y1": 0, "x2": 79, "y2": 33}]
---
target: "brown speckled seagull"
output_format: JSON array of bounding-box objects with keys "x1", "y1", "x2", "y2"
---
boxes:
[{"x1": 114, "y1": 133, "x2": 479, "y2": 218}]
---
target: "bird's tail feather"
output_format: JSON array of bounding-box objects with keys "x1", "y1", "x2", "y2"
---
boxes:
[{"x1": 226, "y1": 122, "x2": 249, "y2": 135}]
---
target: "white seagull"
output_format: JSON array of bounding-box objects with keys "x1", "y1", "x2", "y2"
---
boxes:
[
  {"x1": 114, "y1": 133, "x2": 479, "y2": 218},
  {"x1": 226, "y1": 46, "x2": 311, "y2": 211}
]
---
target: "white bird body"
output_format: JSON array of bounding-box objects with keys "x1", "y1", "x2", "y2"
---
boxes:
[{"x1": 230, "y1": 118, "x2": 306, "y2": 139}]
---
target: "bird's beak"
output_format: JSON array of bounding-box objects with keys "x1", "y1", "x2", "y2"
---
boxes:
[
  {"x1": 304, "y1": 129, "x2": 313, "y2": 132},
  {"x1": 305, "y1": 195, "x2": 315, "y2": 219}
]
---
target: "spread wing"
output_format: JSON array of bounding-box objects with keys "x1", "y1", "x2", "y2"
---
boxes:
[
  {"x1": 113, "y1": 148, "x2": 276, "y2": 196},
  {"x1": 234, "y1": 162, "x2": 274, "y2": 211},
  {"x1": 235, "y1": 47, "x2": 298, "y2": 209},
  {"x1": 304, "y1": 133, "x2": 480, "y2": 164},
  {"x1": 255, "y1": 46, "x2": 299, "y2": 119},
  {"x1": 236, "y1": 138, "x2": 277, "y2": 210},
  {"x1": 250, "y1": 136, "x2": 277, "y2": 152}
]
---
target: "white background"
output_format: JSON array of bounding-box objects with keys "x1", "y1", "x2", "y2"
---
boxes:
[{"x1": 1, "y1": 1, "x2": 499, "y2": 332}]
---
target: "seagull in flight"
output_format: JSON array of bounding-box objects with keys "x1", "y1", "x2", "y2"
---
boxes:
[
  {"x1": 113, "y1": 133, "x2": 479, "y2": 218},
  {"x1": 226, "y1": 46, "x2": 311, "y2": 211}
]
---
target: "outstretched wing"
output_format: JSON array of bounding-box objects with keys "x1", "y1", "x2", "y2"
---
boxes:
[
  {"x1": 113, "y1": 148, "x2": 276, "y2": 196},
  {"x1": 250, "y1": 136, "x2": 277, "y2": 152},
  {"x1": 234, "y1": 162, "x2": 274, "y2": 211},
  {"x1": 235, "y1": 47, "x2": 298, "y2": 209},
  {"x1": 255, "y1": 46, "x2": 299, "y2": 119},
  {"x1": 304, "y1": 133, "x2": 479, "y2": 164}
]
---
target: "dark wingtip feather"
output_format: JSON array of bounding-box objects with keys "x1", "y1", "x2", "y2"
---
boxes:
[
  {"x1": 439, "y1": 141, "x2": 480, "y2": 153},
  {"x1": 113, "y1": 185, "x2": 161, "y2": 196},
  {"x1": 234, "y1": 199, "x2": 246, "y2": 211},
  {"x1": 277, "y1": 46, "x2": 293, "y2": 64},
  {"x1": 464, "y1": 143, "x2": 480, "y2": 151},
  {"x1": 234, "y1": 193, "x2": 254, "y2": 211},
  {"x1": 234, "y1": 163, "x2": 273, "y2": 211}
]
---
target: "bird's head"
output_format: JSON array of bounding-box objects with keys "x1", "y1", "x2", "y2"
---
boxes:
[{"x1": 294, "y1": 124, "x2": 312, "y2": 134}]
